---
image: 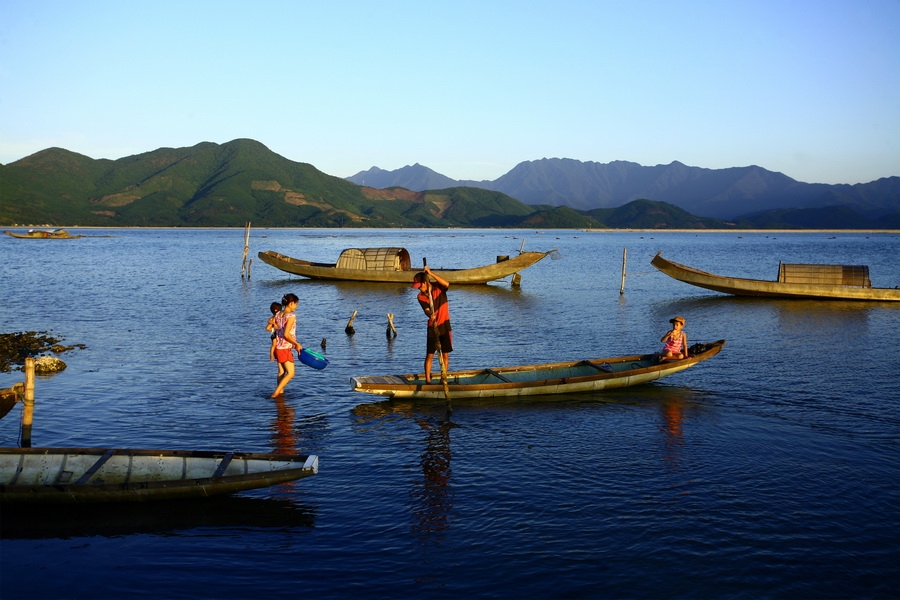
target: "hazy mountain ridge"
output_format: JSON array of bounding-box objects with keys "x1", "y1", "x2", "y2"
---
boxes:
[{"x1": 347, "y1": 158, "x2": 899, "y2": 220}]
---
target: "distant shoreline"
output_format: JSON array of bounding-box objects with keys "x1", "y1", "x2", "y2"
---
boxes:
[
  {"x1": 581, "y1": 228, "x2": 900, "y2": 234},
  {"x1": 4, "y1": 225, "x2": 899, "y2": 234}
]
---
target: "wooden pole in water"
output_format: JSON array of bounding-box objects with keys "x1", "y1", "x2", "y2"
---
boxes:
[
  {"x1": 386, "y1": 313, "x2": 397, "y2": 339},
  {"x1": 21, "y1": 357, "x2": 35, "y2": 447},
  {"x1": 620, "y1": 248, "x2": 627, "y2": 295},
  {"x1": 345, "y1": 310, "x2": 358, "y2": 335},
  {"x1": 241, "y1": 222, "x2": 251, "y2": 279}
]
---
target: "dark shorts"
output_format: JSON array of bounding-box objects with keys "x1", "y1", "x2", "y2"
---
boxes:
[
  {"x1": 426, "y1": 330, "x2": 453, "y2": 355},
  {"x1": 274, "y1": 347, "x2": 294, "y2": 363}
]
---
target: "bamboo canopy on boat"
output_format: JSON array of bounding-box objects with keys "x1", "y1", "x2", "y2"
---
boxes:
[{"x1": 335, "y1": 248, "x2": 411, "y2": 271}]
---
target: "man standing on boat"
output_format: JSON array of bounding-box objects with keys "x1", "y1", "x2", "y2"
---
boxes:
[{"x1": 412, "y1": 266, "x2": 453, "y2": 384}]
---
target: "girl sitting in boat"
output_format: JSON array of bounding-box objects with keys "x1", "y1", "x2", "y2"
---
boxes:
[{"x1": 659, "y1": 316, "x2": 689, "y2": 362}]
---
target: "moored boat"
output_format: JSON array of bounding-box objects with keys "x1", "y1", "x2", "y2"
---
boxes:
[
  {"x1": 4, "y1": 228, "x2": 83, "y2": 239},
  {"x1": 651, "y1": 252, "x2": 900, "y2": 301},
  {"x1": 257, "y1": 247, "x2": 552, "y2": 284},
  {"x1": 0, "y1": 447, "x2": 318, "y2": 504},
  {"x1": 351, "y1": 340, "x2": 725, "y2": 399}
]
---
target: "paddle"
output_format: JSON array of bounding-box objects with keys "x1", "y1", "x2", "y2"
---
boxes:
[{"x1": 422, "y1": 258, "x2": 452, "y2": 414}]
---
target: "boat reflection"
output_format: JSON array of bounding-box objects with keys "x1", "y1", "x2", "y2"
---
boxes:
[
  {"x1": 1, "y1": 495, "x2": 317, "y2": 540},
  {"x1": 658, "y1": 291, "x2": 895, "y2": 317},
  {"x1": 258, "y1": 276, "x2": 534, "y2": 298}
]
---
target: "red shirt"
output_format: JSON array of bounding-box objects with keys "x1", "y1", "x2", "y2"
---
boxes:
[{"x1": 418, "y1": 284, "x2": 451, "y2": 335}]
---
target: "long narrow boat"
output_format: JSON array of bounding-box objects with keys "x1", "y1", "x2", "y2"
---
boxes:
[
  {"x1": 651, "y1": 252, "x2": 900, "y2": 301},
  {"x1": 0, "y1": 448, "x2": 318, "y2": 504},
  {"x1": 4, "y1": 228, "x2": 83, "y2": 239},
  {"x1": 351, "y1": 340, "x2": 725, "y2": 399},
  {"x1": 258, "y1": 247, "x2": 552, "y2": 284}
]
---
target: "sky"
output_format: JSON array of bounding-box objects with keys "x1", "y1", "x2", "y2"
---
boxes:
[{"x1": 1, "y1": 0, "x2": 898, "y2": 185}]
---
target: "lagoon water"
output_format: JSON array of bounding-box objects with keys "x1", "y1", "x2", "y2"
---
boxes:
[{"x1": 1, "y1": 228, "x2": 898, "y2": 599}]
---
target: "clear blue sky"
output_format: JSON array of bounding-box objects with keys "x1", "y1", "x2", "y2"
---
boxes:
[{"x1": 1, "y1": 0, "x2": 898, "y2": 184}]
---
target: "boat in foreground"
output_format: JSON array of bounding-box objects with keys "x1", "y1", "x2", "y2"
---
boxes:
[
  {"x1": 258, "y1": 246, "x2": 552, "y2": 284},
  {"x1": 0, "y1": 447, "x2": 318, "y2": 504},
  {"x1": 351, "y1": 340, "x2": 725, "y2": 399},
  {"x1": 651, "y1": 252, "x2": 900, "y2": 302},
  {"x1": 4, "y1": 228, "x2": 83, "y2": 239}
]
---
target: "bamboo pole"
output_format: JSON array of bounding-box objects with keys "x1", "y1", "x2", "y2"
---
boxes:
[
  {"x1": 21, "y1": 357, "x2": 35, "y2": 447},
  {"x1": 620, "y1": 248, "x2": 627, "y2": 295}
]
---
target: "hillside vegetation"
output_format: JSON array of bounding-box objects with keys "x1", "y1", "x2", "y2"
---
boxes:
[
  {"x1": 2, "y1": 139, "x2": 895, "y2": 229},
  {"x1": 0, "y1": 139, "x2": 539, "y2": 228}
]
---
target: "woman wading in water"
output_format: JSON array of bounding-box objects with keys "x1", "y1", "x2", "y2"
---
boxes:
[{"x1": 270, "y1": 293, "x2": 303, "y2": 398}]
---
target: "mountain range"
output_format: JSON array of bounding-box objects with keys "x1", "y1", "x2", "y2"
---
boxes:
[
  {"x1": 1, "y1": 138, "x2": 898, "y2": 229},
  {"x1": 348, "y1": 158, "x2": 900, "y2": 221}
]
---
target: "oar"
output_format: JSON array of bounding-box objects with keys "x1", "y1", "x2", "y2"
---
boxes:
[{"x1": 423, "y1": 258, "x2": 452, "y2": 414}]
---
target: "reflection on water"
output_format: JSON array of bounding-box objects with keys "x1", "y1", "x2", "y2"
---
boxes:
[
  {"x1": 411, "y1": 415, "x2": 454, "y2": 540},
  {"x1": 271, "y1": 396, "x2": 298, "y2": 455},
  {"x1": 660, "y1": 400, "x2": 685, "y2": 468},
  {"x1": 352, "y1": 400, "x2": 456, "y2": 544},
  {"x1": 772, "y1": 298, "x2": 876, "y2": 330},
  {"x1": 270, "y1": 396, "x2": 301, "y2": 494},
  {"x1": 0, "y1": 496, "x2": 317, "y2": 540}
]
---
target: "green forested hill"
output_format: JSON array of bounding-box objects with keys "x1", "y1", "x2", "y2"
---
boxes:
[
  {"x1": 586, "y1": 199, "x2": 725, "y2": 229},
  {"x1": 0, "y1": 139, "x2": 544, "y2": 228}
]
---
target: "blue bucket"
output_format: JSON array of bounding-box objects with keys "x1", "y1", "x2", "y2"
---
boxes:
[{"x1": 299, "y1": 348, "x2": 329, "y2": 370}]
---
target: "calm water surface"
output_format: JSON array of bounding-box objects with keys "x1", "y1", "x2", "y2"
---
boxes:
[{"x1": 1, "y1": 228, "x2": 898, "y2": 599}]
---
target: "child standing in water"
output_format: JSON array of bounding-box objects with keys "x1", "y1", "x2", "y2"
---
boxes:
[
  {"x1": 660, "y1": 316, "x2": 689, "y2": 362},
  {"x1": 271, "y1": 294, "x2": 304, "y2": 398},
  {"x1": 266, "y1": 302, "x2": 284, "y2": 378}
]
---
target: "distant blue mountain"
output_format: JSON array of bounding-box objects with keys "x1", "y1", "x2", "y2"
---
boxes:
[{"x1": 348, "y1": 158, "x2": 900, "y2": 220}]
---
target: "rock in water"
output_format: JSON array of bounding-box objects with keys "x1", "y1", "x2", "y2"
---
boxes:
[{"x1": 33, "y1": 356, "x2": 67, "y2": 374}]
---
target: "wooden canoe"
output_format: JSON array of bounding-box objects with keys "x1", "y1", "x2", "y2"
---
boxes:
[
  {"x1": 651, "y1": 252, "x2": 900, "y2": 301},
  {"x1": 257, "y1": 247, "x2": 551, "y2": 284},
  {"x1": 351, "y1": 340, "x2": 725, "y2": 399},
  {"x1": 4, "y1": 228, "x2": 83, "y2": 239},
  {"x1": 0, "y1": 448, "x2": 318, "y2": 504}
]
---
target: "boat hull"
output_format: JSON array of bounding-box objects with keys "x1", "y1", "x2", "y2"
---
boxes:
[
  {"x1": 651, "y1": 253, "x2": 900, "y2": 301},
  {"x1": 4, "y1": 230, "x2": 83, "y2": 239},
  {"x1": 257, "y1": 250, "x2": 550, "y2": 284},
  {"x1": 351, "y1": 340, "x2": 725, "y2": 399},
  {"x1": 0, "y1": 448, "x2": 318, "y2": 504}
]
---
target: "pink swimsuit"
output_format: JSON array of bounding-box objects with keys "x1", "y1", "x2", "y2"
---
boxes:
[{"x1": 664, "y1": 332, "x2": 685, "y2": 354}]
